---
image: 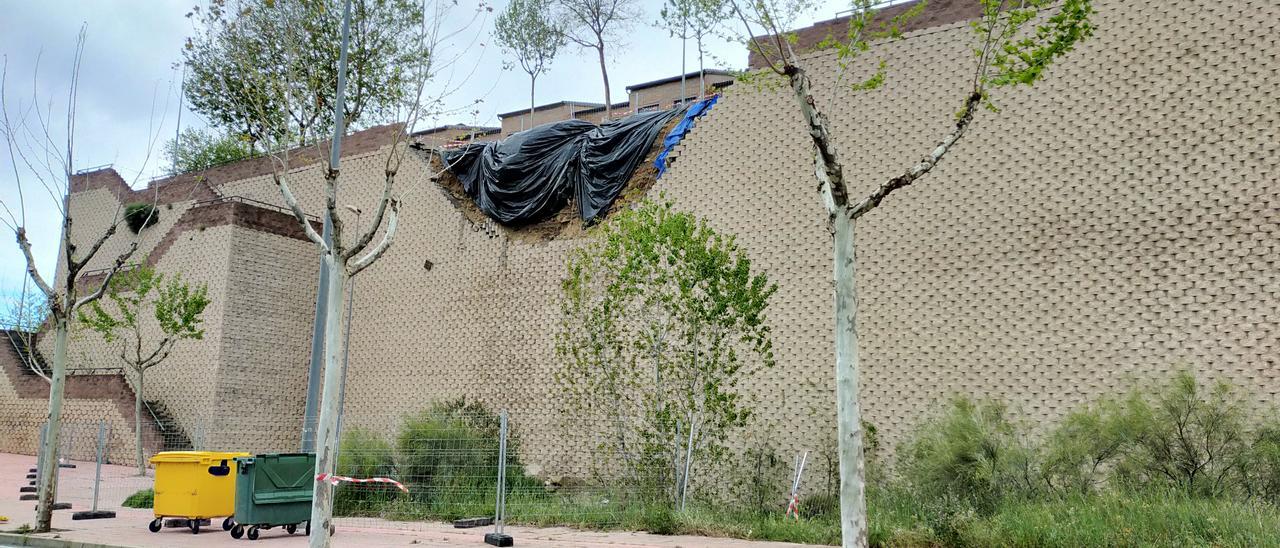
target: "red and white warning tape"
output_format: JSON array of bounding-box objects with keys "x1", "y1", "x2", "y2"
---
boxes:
[{"x1": 315, "y1": 473, "x2": 409, "y2": 493}]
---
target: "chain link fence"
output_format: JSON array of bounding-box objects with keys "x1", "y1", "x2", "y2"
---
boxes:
[{"x1": 5, "y1": 405, "x2": 825, "y2": 539}]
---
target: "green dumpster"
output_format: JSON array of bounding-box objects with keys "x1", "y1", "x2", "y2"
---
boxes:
[{"x1": 228, "y1": 453, "x2": 316, "y2": 540}]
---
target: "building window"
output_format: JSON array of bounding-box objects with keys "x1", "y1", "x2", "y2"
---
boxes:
[{"x1": 637, "y1": 103, "x2": 660, "y2": 113}]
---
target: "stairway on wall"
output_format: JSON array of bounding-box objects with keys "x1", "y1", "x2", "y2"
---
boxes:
[{"x1": 0, "y1": 329, "x2": 191, "y2": 454}]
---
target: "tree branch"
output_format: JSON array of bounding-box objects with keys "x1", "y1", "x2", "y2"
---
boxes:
[
  {"x1": 786, "y1": 64, "x2": 850, "y2": 213},
  {"x1": 73, "y1": 242, "x2": 139, "y2": 310},
  {"x1": 69, "y1": 219, "x2": 119, "y2": 274},
  {"x1": 847, "y1": 91, "x2": 982, "y2": 220},
  {"x1": 342, "y1": 171, "x2": 395, "y2": 261},
  {"x1": 346, "y1": 199, "x2": 399, "y2": 278},
  {"x1": 273, "y1": 173, "x2": 328, "y2": 251},
  {"x1": 16, "y1": 227, "x2": 54, "y2": 298}
]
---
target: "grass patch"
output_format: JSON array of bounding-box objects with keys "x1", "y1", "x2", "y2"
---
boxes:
[
  {"x1": 122, "y1": 488, "x2": 154, "y2": 509},
  {"x1": 958, "y1": 494, "x2": 1280, "y2": 548}
]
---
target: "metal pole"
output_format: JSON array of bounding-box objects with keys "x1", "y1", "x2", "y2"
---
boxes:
[
  {"x1": 679, "y1": 421, "x2": 694, "y2": 511},
  {"x1": 497, "y1": 411, "x2": 508, "y2": 534},
  {"x1": 308, "y1": 3, "x2": 354, "y2": 544},
  {"x1": 304, "y1": 0, "x2": 356, "y2": 452},
  {"x1": 173, "y1": 66, "x2": 184, "y2": 175},
  {"x1": 335, "y1": 211, "x2": 361, "y2": 452},
  {"x1": 484, "y1": 410, "x2": 513, "y2": 546},
  {"x1": 92, "y1": 421, "x2": 106, "y2": 511},
  {"x1": 302, "y1": 220, "x2": 331, "y2": 453}
]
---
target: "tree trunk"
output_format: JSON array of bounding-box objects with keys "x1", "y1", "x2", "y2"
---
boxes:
[
  {"x1": 680, "y1": 27, "x2": 687, "y2": 106},
  {"x1": 784, "y1": 62, "x2": 864, "y2": 547},
  {"x1": 832, "y1": 218, "x2": 867, "y2": 548},
  {"x1": 35, "y1": 316, "x2": 69, "y2": 532},
  {"x1": 529, "y1": 75, "x2": 537, "y2": 129},
  {"x1": 136, "y1": 368, "x2": 146, "y2": 476},
  {"x1": 697, "y1": 37, "x2": 705, "y2": 94},
  {"x1": 308, "y1": 252, "x2": 346, "y2": 548},
  {"x1": 597, "y1": 44, "x2": 611, "y2": 118}
]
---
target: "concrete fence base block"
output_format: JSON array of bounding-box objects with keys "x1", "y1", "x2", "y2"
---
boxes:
[
  {"x1": 453, "y1": 517, "x2": 494, "y2": 528},
  {"x1": 484, "y1": 532, "x2": 514, "y2": 547},
  {"x1": 72, "y1": 510, "x2": 117, "y2": 520}
]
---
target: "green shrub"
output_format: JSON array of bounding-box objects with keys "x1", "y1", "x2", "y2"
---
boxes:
[
  {"x1": 1041, "y1": 372, "x2": 1256, "y2": 498},
  {"x1": 641, "y1": 505, "x2": 678, "y2": 535},
  {"x1": 899, "y1": 397, "x2": 1036, "y2": 514},
  {"x1": 1245, "y1": 421, "x2": 1280, "y2": 503},
  {"x1": 122, "y1": 488, "x2": 154, "y2": 508},
  {"x1": 733, "y1": 437, "x2": 787, "y2": 515},
  {"x1": 1112, "y1": 373, "x2": 1251, "y2": 497},
  {"x1": 334, "y1": 428, "x2": 399, "y2": 516},
  {"x1": 396, "y1": 398, "x2": 540, "y2": 510},
  {"x1": 1040, "y1": 397, "x2": 1133, "y2": 495},
  {"x1": 124, "y1": 203, "x2": 159, "y2": 233}
]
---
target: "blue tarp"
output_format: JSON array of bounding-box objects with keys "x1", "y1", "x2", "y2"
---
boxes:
[{"x1": 654, "y1": 95, "x2": 719, "y2": 178}]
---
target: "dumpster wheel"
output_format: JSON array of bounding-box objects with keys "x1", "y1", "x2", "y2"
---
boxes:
[
  {"x1": 148, "y1": 518, "x2": 162, "y2": 533},
  {"x1": 247, "y1": 525, "x2": 260, "y2": 540},
  {"x1": 223, "y1": 517, "x2": 235, "y2": 531},
  {"x1": 230, "y1": 524, "x2": 245, "y2": 539}
]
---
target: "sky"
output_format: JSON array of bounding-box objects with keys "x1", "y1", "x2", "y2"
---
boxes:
[{"x1": 0, "y1": 0, "x2": 854, "y2": 303}]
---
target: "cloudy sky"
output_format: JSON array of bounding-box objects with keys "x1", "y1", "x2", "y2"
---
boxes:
[{"x1": 0, "y1": 0, "x2": 852, "y2": 303}]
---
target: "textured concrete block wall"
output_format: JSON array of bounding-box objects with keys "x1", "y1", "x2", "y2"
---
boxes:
[
  {"x1": 34, "y1": 0, "x2": 1280, "y2": 480},
  {"x1": 207, "y1": 226, "x2": 318, "y2": 453},
  {"x1": 656, "y1": 0, "x2": 1280, "y2": 461}
]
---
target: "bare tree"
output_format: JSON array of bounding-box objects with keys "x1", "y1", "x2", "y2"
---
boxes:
[
  {"x1": 724, "y1": 0, "x2": 1095, "y2": 545},
  {"x1": 79, "y1": 264, "x2": 210, "y2": 476},
  {"x1": 495, "y1": 0, "x2": 565, "y2": 125},
  {"x1": 658, "y1": 0, "x2": 726, "y2": 98},
  {"x1": 558, "y1": 0, "x2": 640, "y2": 118},
  {"x1": 214, "y1": 0, "x2": 489, "y2": 543},
  {"x1": 0, "y1": 27, "x2": 169, "y2": 532},
  {"x1": 0, "y1": 278, "x2": 52, "y2": 381}
]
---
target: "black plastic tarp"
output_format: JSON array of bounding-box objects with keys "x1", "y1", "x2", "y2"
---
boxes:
[{"x1": 440, "y1": 107, "x2": 684, "y2": 225}]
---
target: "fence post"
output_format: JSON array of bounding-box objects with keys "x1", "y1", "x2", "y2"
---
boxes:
[
  {"x1": 37, "y1": 421, "x2": 48, "y2": 477},
  {"x1": 485, "y1": 410, "x2": 513, "y2": 547},
  {"x1": 73, "y1": 421, "x2": 117, "y2": 519},
  {"x1": 93, "y1": 421, "x2": 104, "y2": 510}
]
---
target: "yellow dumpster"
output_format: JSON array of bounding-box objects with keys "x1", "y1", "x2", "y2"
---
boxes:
[{"x1": 148, "y1": 451, "x2": 250, "y2": 534}]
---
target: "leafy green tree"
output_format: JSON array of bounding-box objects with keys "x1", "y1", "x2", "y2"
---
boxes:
[
  {"x1": 182, "y1": 0, "x2": 429, "y2": 147},
  {"x1": 163, "y1": 127, "x2": 254, "y2": 174},
  {"x1": 722, "y1": 0, "x2": 1095, "y2": 544},
  {"x1": 495, "y1": 0, "x2": 565, "y2": 124},
  {"x1": 557, "y1": 0, "x2": 641, "y2": 118},
  {"x1": 556, "y1": 200, "x2": 776, "y2": 507},
  {"x1": 80, "y1": 264, "x2": 210, "y2": 475}
]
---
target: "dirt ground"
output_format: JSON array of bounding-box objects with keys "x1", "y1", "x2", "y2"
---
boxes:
[{"x1": 0, "y1": 452, "x2": 824, "y2": 548}]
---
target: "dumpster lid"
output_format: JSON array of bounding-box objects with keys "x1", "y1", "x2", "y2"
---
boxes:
[{"x1": 150, "y1": 451, "x2": 250, "y2": 464}]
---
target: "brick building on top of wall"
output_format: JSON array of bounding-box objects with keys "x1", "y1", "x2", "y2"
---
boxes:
[{"x1": 494, "y1": 70, "x2": 736, "y2": 135}]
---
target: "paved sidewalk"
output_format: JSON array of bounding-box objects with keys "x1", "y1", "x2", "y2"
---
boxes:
[{"x1": 2, "y1": 453, "x2": 826, "y2": 548}]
